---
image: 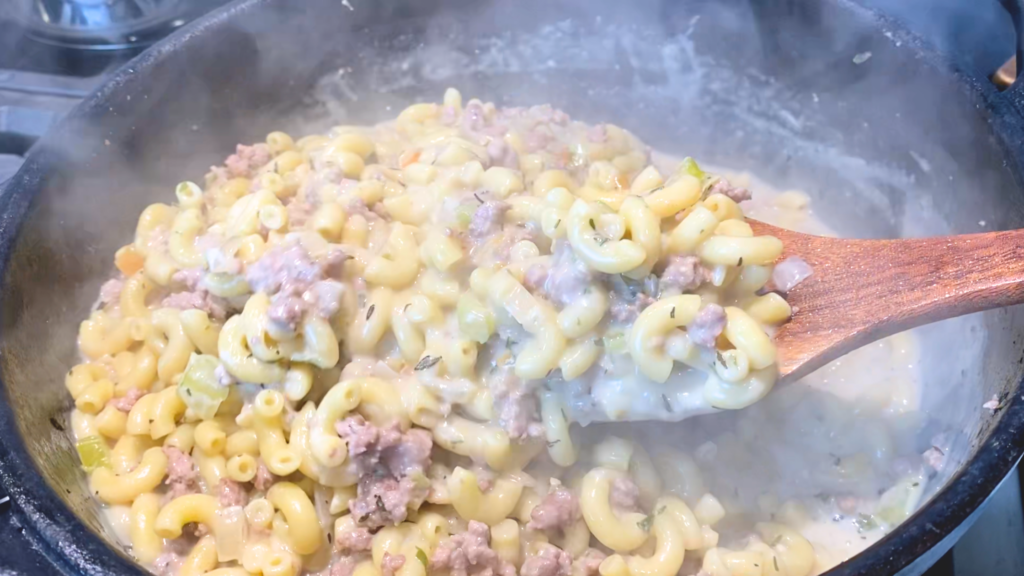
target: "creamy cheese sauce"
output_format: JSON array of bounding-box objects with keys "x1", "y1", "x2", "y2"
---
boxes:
[
  {"x1": 614, "y1": 167, "x2": 927, "y2": 573},
  {"x1": 70, "y1": 91, "x2": 930, "y2": 576}
]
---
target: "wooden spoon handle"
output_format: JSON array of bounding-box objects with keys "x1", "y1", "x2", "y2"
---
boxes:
[{"x1": 752, "y1": 223, "x2": 1024, "y2": 381}]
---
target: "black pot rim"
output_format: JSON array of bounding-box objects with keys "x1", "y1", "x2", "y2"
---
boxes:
[{"x1": 1, "y1": 0, "x2": 1024, "y2": 575}]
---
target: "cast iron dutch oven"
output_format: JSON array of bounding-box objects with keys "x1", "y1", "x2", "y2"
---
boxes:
[{"x1": 3, "y1": 0, "x2": 1024, "y2": 574}]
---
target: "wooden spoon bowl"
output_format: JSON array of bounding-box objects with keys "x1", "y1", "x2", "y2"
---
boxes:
[{"x1": 747, "y1": 220, "x2": 1024, "y2": 383}]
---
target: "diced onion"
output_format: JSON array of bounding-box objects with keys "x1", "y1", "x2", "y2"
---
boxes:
[
  {"x1": 214, "y1": 505, "x2": 248, "y2": 562},
  {"x1": 772, "y1": 256, "x2": 813, "y2": 292}
]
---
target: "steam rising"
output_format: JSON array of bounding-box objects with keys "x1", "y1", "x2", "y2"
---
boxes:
[{"x1": 3, "y1": 0, "x2": 1022, "y2": 567}]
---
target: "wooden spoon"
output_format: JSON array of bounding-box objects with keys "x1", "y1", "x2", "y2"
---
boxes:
[{"x1": 746, "y1": 220, "x2": 1024, "y2": 383}]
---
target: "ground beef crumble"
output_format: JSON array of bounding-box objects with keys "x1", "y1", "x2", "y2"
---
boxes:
[
  {"x1": 381, "y1": 552, "x2": 406, "y2": 576},
  {"x1": 537, "y1": 241, "x2": 593, "y2": 307},
  {"x1": 430, "y1": 520, "x2": 516, "y2": 576},
  {"x1": 99, "y1": 278, "x2": 124, "y2": 308},
  {"x1": 222, "y1": 143, "x2": 272, "y2": 178},
  {"x1": 163, "y1": 446, "x2": 199, "y2": 499},
  {"x1": 335, "y1": 524, "x2": 373, "y2": 553},
  {"x1": 688, "y1": 304, "x2": 727, "y2": 348},
  {"x1": 527, "y1": 487, "x2": 580, "y2": 532},
  {"x1": 573, "y1": 549, "x2": 607, "y2": 576},
  {"x1": 609, "y1": 476, "x2": 640, "y2": 514},
  {"x1": 708, "y1": 178, "x2": 752, "y2": 203},
  {"x1": 486, "y1": 366, "x2": 543, "y2": 440},
  {"x1": 469, "y1": 200, "x2": 511, "y2": 239},
  {"x1": 659, "y1": 255, "x2": 710, "y2": 293},
  {"x1": 217, "y1": 478, "x2": 248, "y2": 507},
  {"x1": 330, "y1": 556, "x2": 358, "y2": 576},
  {"x1": 336, "y1": 416, "x2": 432, "y2": 529},
  {"x1": 245, "y1": 242, "x2": 348, "y2": 333},
  {"x1": 108, "y1": 387, "x2": 145, "y2": 413},
  {"x1": 253, "y1": 460, "x2": 278, "y2": 492},
  {"x1": 521, "y1": 545, "x2": 573, "y2": 576}
]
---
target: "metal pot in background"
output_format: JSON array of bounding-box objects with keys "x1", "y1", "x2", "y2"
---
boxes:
[
  {"x1": 9, "y1": 0, "x2": 226, "y2": 50},
  {"x1": 3, "y1": 0, "x2": 1024, "y2": 575}
]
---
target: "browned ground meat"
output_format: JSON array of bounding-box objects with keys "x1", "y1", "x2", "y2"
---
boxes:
[
  {"x1": 99, "y1": 278, "x2": 123, "y2": 308},
  {"x1": 162, "y1": 268, "x2": 230, "y2": 320},
  {"x1": 172, "y1": 267, "x2": 205, "y2": 289},
  {"x1": 494, "y1": 225, "x2": 535, "y2": 263},
  {"x1": 659, "y1": 255, "x2": 709, "y2": 293},
  {"x1": 539, "y1": 241, "x2": 593, "y2": 307},
  {"x1": 486, "y1": 367, "x2": 543, "y2": 440},
  {"x1": 527, "y1": 488, "x2": 580, "y2": 532},
  {"x1": 336, "y1": 416, "x2": 433, "y2": 529},
  {"x1": 349, "y1": 476, "x2": 421, "y2": 529},
  {"x1": 254, "y1": 460, "x2": 277, "y2": 492},
  {"x1": 161, "y1": 290, "x2": 227, "y2": 321},
  {"x1": 217, "y1": 479, "x2": 248, "y2": 507},
  {"x1": 287, "y1": 196, "x2": 317, "y2": 228},
  {"x1": 245, "y1": 242, "x2": 348, "y2": 333},
  {"x1": 521, "y1": 545, "x2": 573, "y2": 576},
  {"x1": 708, "y1": 179, "x2": 752, "y2": 203},
  {"x1": 331, "y1": 556, "x2": 358, "y2": 576},
  {"x1": 381, "y1": 552, "x2": 406, "y2": 576},
  {"x1": 430, "y1": 520, "x2": 517, "y2": 576},
  {"x1": 335, "y1": 524, "x2": 373, "y2": 553},
  {"x1": 347, "y1": 197, "x2": 388, "y2": 221},
  {"x1": 163, "y1": 446, "x2": 199, "y2": 499},
  {"x1": 609, "y1": 476, "x2": 640, "y2": 513},
  {"x1": 608, "y1": 290, "x2": 657, "y2": 324},
  {"x1": 108, "y1": 387, "x2": 145, "y2": 413},
  {"x1": 336, "y1": 415, "x2": 393, "y2": 458},
  {"x1": 573, "y1": 549, "x2": 607, "y2": 576},
  {"x1": 335, "y1": 416, "x2": 433, "y2": 476},
  {"x1": 224, "y1": 143, "x2": 272, "y2": 178},
  {"x1": 469, "y1": 201, "x2": 510, "y2": 238},
  {"x1": 688, "y1": 304, "x2": 726, "y2": 348},
  {"x1": 486, "y1": 139, "x2": 518, "y2": 169}
]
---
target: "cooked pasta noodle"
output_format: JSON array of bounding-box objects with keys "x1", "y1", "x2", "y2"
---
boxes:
[{"x1": 65, "y1": 90, "x2": 842, "y2": 576}]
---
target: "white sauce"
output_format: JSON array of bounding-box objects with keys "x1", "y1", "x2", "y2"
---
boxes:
[{"x1": 615, "y1": 166, "x2": 927, "y2": 573}]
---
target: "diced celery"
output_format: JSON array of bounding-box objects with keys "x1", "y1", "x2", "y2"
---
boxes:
[
  {"x1": 457, "y1": 293, "x2": 495, "y2": 344},
  {"x1": 178, "y1": 353, "x2": 230, "y2": 420},
  {"x1": 853, "y1": 513, "x2": 879, "y2": 533},
  {"x1": 877, "y1": 475, "x2": 926, "y2": 526},
  {"x1": 680, "y1": 157, "x2": 705, "y2": 181},
  {"x1": 76, "y1": 435, "x2": 111, "y2": 472},
  {"x1": 602, "y1": 331, "x2": 627, "y2": 354},
  {"x1": 454, "y1": 203, "x2": 476, "y2": 230}
]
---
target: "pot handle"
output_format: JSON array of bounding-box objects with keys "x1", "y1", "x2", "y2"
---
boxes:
[{"x1": 997, "y1": 0, "x2": 1024, "y2": 93}]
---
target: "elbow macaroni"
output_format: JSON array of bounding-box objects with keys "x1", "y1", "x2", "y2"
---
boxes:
[{"x1": 65, "y1": 91, "x2": 812, "y2": 576}]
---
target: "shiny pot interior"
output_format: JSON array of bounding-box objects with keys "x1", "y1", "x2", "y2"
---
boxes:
[{"x1": 2, "y1": 0, "x2": 1024, "y2": 574}]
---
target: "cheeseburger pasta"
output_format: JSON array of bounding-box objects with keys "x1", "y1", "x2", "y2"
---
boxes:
[{"x1": 67, "y1": 89, "x2": 819, "y2": 576}]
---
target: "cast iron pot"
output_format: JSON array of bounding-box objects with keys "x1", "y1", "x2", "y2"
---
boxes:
[{"x1": 2, "y1": 0, "x2": 1024, "y2": 574}]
